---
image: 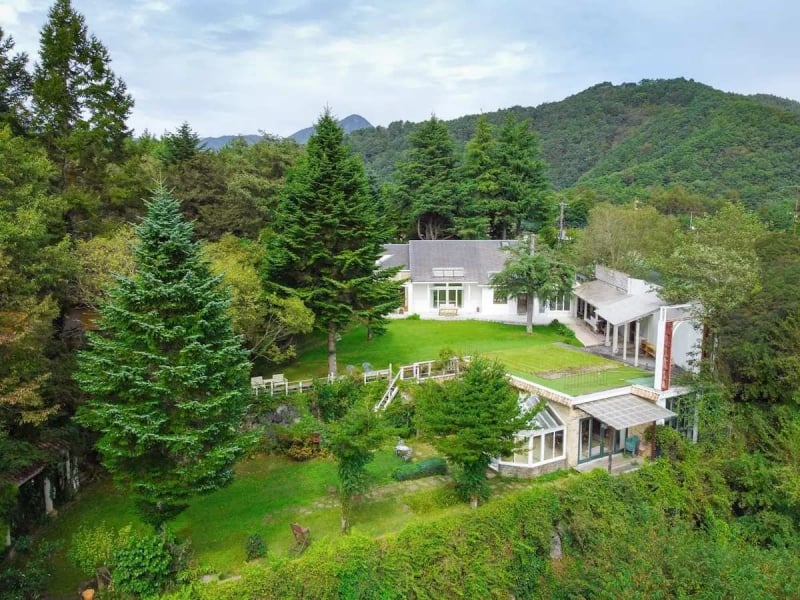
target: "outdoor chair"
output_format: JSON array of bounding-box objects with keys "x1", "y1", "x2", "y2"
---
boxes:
[
  {"x1": 624, "y1": 435, "x2": 640, "y2": 456},
  {"x1": 290, "y1": 522, "x2": 311, "y2": 554},
  {"x1": 250, "y1": 376, "x2": 264, "y2": 392}
]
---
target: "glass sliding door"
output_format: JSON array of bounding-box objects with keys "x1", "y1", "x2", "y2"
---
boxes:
[
  {"x1": 432, "y1": 284, "x2": 463, "y2": 308},
  {"x1": 579, "y1": 417, "x2": 627, "y2": 463}
]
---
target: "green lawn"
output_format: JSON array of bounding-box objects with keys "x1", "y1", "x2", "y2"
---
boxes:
[
  {"x1": 47, "y1": 444, "x2": 558, "y2": 596},
  {"x1": 277, "y1": 319, "x2": 651, "y2": 395}
]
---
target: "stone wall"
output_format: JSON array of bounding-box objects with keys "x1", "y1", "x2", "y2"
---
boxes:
[{"x1": 497, "y1": 458, "x2": 567, "y2": 478}]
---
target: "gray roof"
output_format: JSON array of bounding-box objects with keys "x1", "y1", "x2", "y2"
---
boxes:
[
  {"x1": 579, "y1": 394, "x2": 676, "y2": 430},
  {"x1": 382, "y1": 240, "x2": 517, "y2": 285},
  {"x1": 597, "y1": 289, "x2": 665, "y2": 327},
  {"x1": 574, "y1": 279, "x2": 627, "y2": 307},
  {"x1": 380, "y1": 244, "x2": 410, "y2": 270},
  {"x1": 575, "y1": 278, "x2": 666, "y2": 326}
]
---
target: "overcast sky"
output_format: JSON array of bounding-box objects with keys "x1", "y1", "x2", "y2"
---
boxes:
[{"x1": 3, "y1": 0, "x2": 799, "y2": 137}]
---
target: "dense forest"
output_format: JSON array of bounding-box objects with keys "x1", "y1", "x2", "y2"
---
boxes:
[
  {"x1": 349, "y1": 78, "x2": 800, "y2": 217},
  {"x1": 2, "y1": 1, "x2": 800, "y2": 598}
]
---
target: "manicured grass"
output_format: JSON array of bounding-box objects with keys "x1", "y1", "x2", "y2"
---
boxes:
[{"x1": 278, "y1": 319, "x2": 651, "y2": 395}]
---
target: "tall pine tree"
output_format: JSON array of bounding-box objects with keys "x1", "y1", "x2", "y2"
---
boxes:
[
  {"x1": 457, "y1": 115, "x2": 500, "y2": 238},
  {"x1": 267, "y1": 109, "x2": 400, "y2": 375},
  {"x1": 392, "y1": 115, "x2": 459, "y2": 240},
  {"x1": 495, "y1": 116, "x2": 553, "y2": 238},
  {"x1": 0, "y1": 27, "x2": 32, "y2": 135},
  {"x1": 32, "y1": 0, "x2": 133, "y2": 201},
  {"x1": 76, "y1": 188, "x2": 250, "y2": 525}
]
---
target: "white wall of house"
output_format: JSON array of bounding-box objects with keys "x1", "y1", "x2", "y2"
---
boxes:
[{"x1": 671, "y1": 321, "x2": 700, "y2": 370}]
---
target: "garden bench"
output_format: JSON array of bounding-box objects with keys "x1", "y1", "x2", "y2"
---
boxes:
[
  {"x1": 438, "y1": 306, "x2": 458, "y2": 317},
  {"x1": 290, "y1": 522, "x2": 311, "y2": 554},
  {"x1": 640, "y1": 340, "x2": 656, "y2": 358}
]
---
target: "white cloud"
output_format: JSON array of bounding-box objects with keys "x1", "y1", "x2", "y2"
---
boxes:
[{"x1": 3, "y1": 1, "x2": 800, "y2": 137}]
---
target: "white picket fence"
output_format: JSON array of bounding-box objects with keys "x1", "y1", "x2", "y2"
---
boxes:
[{"x1": 251, "y1": 356, "x2": 471, "y2": 412}]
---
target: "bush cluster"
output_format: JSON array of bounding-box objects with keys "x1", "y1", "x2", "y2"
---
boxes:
[{"x1": 391, "y1": 457, "x2": 448, "y2": 481}]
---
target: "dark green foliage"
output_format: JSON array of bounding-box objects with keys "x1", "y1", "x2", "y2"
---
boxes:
[
  {"x1": 719, "y1": 233, "x2": 800, "y2": 405},
  {"x1": 415, "y1": 358, "x2": 531, "y2": 506},
  {"x1": 306, "y1": 377, "x2": 362, "y2": 423},
  {"x1": 160, "y1": 121, "x2": 204, "y2": 164},
  {"x1": 112, "y1": 531, "x2": 182, "y2": 597},
  {"x1": 490, "y1": 244, "x2": 575, "y2": 334},
  {"x1": 75, "y1": 188, "x2": 251, "y2": 525},
  {"x1": 0, "y1": 28, "x2": 32, "y2": 135},
  {"x1": 389, "y1": 115, "x2": 460, "y2": 240},
  {"x1": 349, "y1": 78, "x2": 800, "y2": 213},
  {"x1": 325, "y1": 390, "x2": 389, "y2": 532},
  {"x1": 267, "y1": 109, "x2": 400, "y2": 375},
  {"x1": 382, "y1": 395, "x2": 415, "y2": 438},
  {"x1": 0, "y1": 539, "x2": 59, "y2": 600},
  {"x1": 32, "y1": 0, "x2": 133, "y2": 199},
  {"x1": 245, "y1": 533, "x2": 266, "y2": 561},
  {"x1": 495, "y1": 116, "x2": 553, "y2": 236},
  {"x1": 390, "y1": 457, "x2": 447, "y2": 481}
]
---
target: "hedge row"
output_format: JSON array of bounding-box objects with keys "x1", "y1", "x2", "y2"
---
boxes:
[{"x1": 390, "y1": 457, "x2": 447, "y2": 482}]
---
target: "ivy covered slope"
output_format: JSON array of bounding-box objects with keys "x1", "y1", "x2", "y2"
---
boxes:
[{"x1": 348, "y1": 78, "x2": 800, "y2": 210}]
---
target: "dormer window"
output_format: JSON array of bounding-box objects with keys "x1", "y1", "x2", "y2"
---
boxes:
[{"x1": 432, "y1": 267, "x2": 464, "y2": 278}]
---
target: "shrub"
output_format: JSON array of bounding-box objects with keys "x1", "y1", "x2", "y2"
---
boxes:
[
  {"x1": 405, "y1": 313, "x2": 420, "y2": 320},
  {"x1": 391, "y1": 457, "x2": 448, "y2": 481},
  {"x1": 245, "y1": 534, "x2": 267, "y2": 561},
  {"x1": 113, "y1": 530, "x2": 185, "y2": 597},
  {"x1": 70, "y1": 523, "x2": 134, "y2": 576}
]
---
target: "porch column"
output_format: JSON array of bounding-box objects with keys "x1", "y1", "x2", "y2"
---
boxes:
[
  {"x1": 607, "y1": 426, "x2": 615, "y2": 473},
  {"x1": 583, "y1": 300, "x2": 588, "y2": 321},
  {"x1": 604, "y1": 323, "x2": 610, "y2": 347},
  {"x1": 634, "y1": 320, "x2": 641, "y2": 367},
  {"x1": 612, "y1": 324, "x2": 618, "y2": 355},
  {"x1": 623, "y1": 322, "x2": 629, "y2": 361},
  {"x1": 43, "y1": 477, "x2": 54, "y2": 514}
]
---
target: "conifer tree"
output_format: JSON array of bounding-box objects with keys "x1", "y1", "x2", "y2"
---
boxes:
[
  {"x1": 0, "y1": 27, "x2": 32, "y2": 135},
  {"x1": 268, "y1": 109, "x2": 400, "y2": 375},
  {"x1": 32, "y1": 0, "x2": 133, "y2": 194},
  {"x1": 457, "y1": 115, "x2": 500, "y2": 238},
  {"x1": 76, "y1": 188, "x2": 251, "y2": 525},
  {"x1": 392, "y1": 115, "x2": 459, "y2": 239},
  {"x1": 160, "y1": 121, "x2": 204, "y2": 164},
  {"x1": 495, "y1": 116, "x2": 553, "y2": 238}
]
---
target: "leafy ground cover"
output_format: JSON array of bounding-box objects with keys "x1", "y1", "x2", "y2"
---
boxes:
[{"x1": 278, "y1": 319, "x2": 650, "y2": 395}]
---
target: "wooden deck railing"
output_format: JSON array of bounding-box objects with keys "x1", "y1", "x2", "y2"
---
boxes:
[{"x1": 251, "y1": 357, "x2": 471, "y2": 412}]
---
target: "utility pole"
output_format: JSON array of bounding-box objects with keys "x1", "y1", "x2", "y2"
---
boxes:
[
  {"x1": 794, "y1": 188, "x2": 799, "y2": 237},
  {"x1": 558, "y1": 201, "x2": 567, "y2": 243}
]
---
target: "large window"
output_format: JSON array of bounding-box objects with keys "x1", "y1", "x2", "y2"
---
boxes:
[
  {"x1": 551, "y1": 293, "x2": 571, "y2": 312},
  {"x1": 499, "y1": 401, "x2": 565, "y2": 467},
  {"x1": 432, "y1": 283, "x2": 463, "y2": 308},
  {"x1": 666, "y1": 396, "x2": 696, "y2": 440}
]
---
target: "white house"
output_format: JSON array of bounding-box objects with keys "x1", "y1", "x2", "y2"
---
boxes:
[
  {"x1": 573, "y1": 265, "x2": 701, "y2": 391},
  {"x1": 380, "y1": 240, "x2": 573, "y2": 323}
]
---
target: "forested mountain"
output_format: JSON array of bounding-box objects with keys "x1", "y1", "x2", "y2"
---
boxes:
[
  {"x1": 289, "y1": 113, "x2": 372, "y2": 143},
  {"x1": 200, "y1": 133, "x2": 262, "y2": 151},
  {"x1": 348, "y1": 79, "x2": 800, "y2": 210},
  {"x1": 199, "y1": 114, "x2": 373, "y2": 149}
]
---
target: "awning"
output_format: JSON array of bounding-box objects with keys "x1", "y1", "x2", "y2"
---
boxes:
[
  {"x1": 573, "y1": 280, "x2": 626, "y2": 307},
  {"x1": 597, "y1": 290, "x2": 664, "y2": 327},
  {"x1": 579, "y1": 394, "x2": 676, "y2": 430}
]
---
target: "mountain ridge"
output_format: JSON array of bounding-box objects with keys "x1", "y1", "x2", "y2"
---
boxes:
[
  {"x1": 346, "y1": 78, "x2": 800, "y2": 212},
  {"x1": 199, "y1": 114, "x2": 373, "y2": 150}
]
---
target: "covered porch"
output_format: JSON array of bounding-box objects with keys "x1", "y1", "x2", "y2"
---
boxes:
[{"x1": 574, "y1": 393, "x2": 676, "y2": 472}]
